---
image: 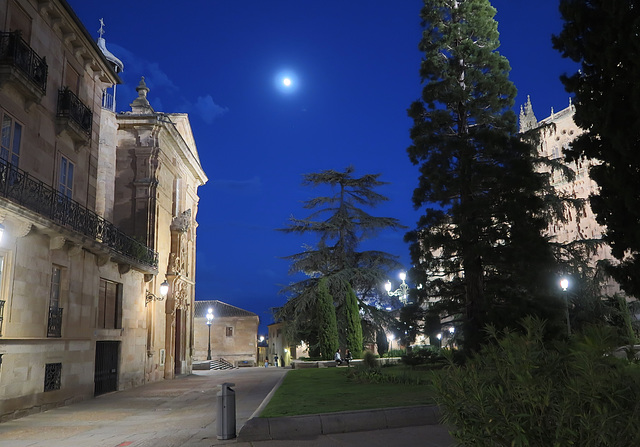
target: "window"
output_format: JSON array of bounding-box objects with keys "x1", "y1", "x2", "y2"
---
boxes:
[
  {"x1": 64, "y1": 63, "x2": 79, "y2": 94},
  {"x1": 0, "y1": 113, "x2": 21, "y2": 166},
  {"x1": 44, "y1": 362, "x2": 61, "y2": 391},
  {"x1": 9, "y1": 2, "x2": 32, "y2": 42},
  {"x1": 49, "y1": 266, "x2": 61, "y2": 309},
  {"x1": 0, "y1": 255, "x2": 5, "y2": 336},
  {"x1": 226, "y1": 327, "x2": 233, "y2": 337},
  {"x1": 47, "y1": 266, "x2": 63, "y2": 337},
  {"x1": 58, "y1": 156, "x2": 74, "y2": 198},
  {"x1": 97, "y1": 279, "x2": 122, "y2": 329}
]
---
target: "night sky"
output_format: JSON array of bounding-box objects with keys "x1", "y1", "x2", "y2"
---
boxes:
[{"x1": 67, "y1": 0, "x2": 578, "y2": 335}]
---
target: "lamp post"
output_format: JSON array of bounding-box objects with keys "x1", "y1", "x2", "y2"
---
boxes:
[
  {"x1": 560, "y1": 278, "x2": 571, "y2": 336},
  {"x1": 206, "y1": 308, "x2": 214, "y2": 360},
  {"x1": 385, "y1": 271, "x2": 410, "y2": 305},
  {"x1": 388, "y1": 334, "x2": 394, "y2": 357}
]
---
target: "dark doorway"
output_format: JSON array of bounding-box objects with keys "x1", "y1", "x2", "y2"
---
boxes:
[
  {"x1": 95, "y1": 341, "x2": 119, "y2": 396},
  {"x1": 175, "y1": 309, "x2": 183, "y2": 375}
]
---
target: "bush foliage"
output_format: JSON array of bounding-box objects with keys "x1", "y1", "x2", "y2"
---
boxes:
[
  {"x1": 434, "y1": 317, "x2": 640, "y2": 446},
  {"x1": 401, "y1": 346, "x2": 446, "y2": 367}
]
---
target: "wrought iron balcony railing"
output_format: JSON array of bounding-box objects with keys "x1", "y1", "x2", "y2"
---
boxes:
[
  {"x1": 0, "y1": 161, "x2": 158, "y2": 269},
  {"x1": 47, "y1": 306, "x2": 63, "y2": 338},
  {"x1": 0, "y1": 30, "x2": 48, "y2": 93},
  {"x1": 0, "y1": 299, "x2": 4, "y2": 335},
  {"x1": 57, "y1": 87, "x2": 92, "y2": 136}
]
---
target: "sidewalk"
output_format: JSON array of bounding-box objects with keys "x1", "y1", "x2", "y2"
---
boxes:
[{"x1": 0, "y1": 367, "x2": 454, "y2": 447}]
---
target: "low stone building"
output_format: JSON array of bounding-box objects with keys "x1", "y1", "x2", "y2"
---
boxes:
[
  {"x1": 193, "y1": 300, "x2": 258, "y2": 367},
  {"x1": 267, "y1": 321, "x2": 309, "y2": 367}
]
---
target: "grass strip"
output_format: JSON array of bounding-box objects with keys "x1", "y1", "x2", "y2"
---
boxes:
[{"x1": 260, "y1": 367, "x2": 436, "y2": 418}]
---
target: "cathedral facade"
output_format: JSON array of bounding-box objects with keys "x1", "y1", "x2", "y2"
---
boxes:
[{"x1": 520, "y1": 97, "x2": 619, "y2": 297}]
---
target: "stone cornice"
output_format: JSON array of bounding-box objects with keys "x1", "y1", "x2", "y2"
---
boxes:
[{"x1": 37, "y1": 0, "x2": 121, "y2": 85}]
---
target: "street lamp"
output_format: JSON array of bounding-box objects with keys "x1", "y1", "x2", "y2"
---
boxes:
[
  {"x1": 560, "y1": 277, "x2": 571, "y2": 336},
  {"x1": 385, "y1": 271, "x2": 410, "y2": 305},
  {"x1": 206, "y1": 308, "x2": 214, "y2": 360},
  {"x1": 145, "y1": 280, "x2": 169, "y2": 306}
]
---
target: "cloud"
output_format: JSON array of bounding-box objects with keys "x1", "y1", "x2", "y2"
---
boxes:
[
  {"x1": 107, "y1": 43, "x2": 226, "y2": 121},
  {"x1": 210, "y1": 177, "x2": 262, "y2": 194},
  {"x1": 144, "y1": 62, "x2": 179, "y2": 91},
  {"x1": 195, "y1": 95, "x2": 229, "y2": 124}
]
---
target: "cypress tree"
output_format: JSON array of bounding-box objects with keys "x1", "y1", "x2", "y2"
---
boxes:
[
  {"x1": 317, "y1": 277, "x2": 339, "y2": 360},
  {"x1": 343, "y1": 283, "x2": 364, "y2": 357},
  {"x1": 407, "y1": 0, "x2": 561, "y2": 352},
  {"x1": 376, "y1": 328, "x2": 389, "y2": 357}
]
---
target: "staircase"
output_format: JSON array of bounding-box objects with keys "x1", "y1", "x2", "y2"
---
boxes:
[{"x1": 193, "y1": 358, "x2": 237, "y2": 371}]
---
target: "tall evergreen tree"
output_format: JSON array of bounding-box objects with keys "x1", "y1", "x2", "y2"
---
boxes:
[
  {"x1": 277, "y1": 166, "x2": 405, "y2": 347},
  {"x1": 316, "y1": 278, "x2": 339, "y2": 359},
  {"x1": 343, "y1": 283, "x2": 364, "y2": 357},
  {"x1": 552, "y1": 1, "x2": 640, "y2": 297},
  {"x1": 407, "y1": 0, "x2": 562, "y2": 352},
  {"x1": 376, "y1": 328, "x2": 389, "y2": 357}
]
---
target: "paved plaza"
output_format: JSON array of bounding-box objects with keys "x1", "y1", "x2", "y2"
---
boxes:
[{"x1": 0, "y1": 367, "x2": 454, "y2": 447}]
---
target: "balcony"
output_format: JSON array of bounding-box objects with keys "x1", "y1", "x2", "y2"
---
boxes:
[
  {"x1": 0, "y1": 161, "x2": 158, "y2": 269},
  {"x1": 0, "y1": 31, "x2": 47, "y2": 105},
  {"x1": 57, "y1": 87, "x2": 92, "y2": 145},
  {"x1": 102, "y1": 89, "x2": 115, "y2": 112},
  {"x1": 0, "y1": 299, "x2": 4, "y2": 335},
  {"x1": 47, "y1": 306, "x2": 63, "y2": 338}
]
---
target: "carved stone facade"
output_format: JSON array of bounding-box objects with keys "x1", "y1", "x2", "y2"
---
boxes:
[
  {"x1": 521, "y1": 100, "x2": 619, "y2": 296},
  {"x1": 0, "y1": 0, "x2": 206, "y2": 421},
  {"x1": 115, "y1": 79, "x2": 207, "y2": 381}
]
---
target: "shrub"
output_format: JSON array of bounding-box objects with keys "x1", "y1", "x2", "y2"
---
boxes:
[
  {"x1": 433, "y1": 316, "x2": 640, "y2": 446},
  {"x1": 362, "y1": 350, "x2": 377, "y2": 369},
  {"x1": 401, "y1": 346, "x2": 446, "y2": 367}
]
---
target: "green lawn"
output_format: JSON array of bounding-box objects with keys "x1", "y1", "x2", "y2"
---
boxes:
[{"x1": 260, "y1": 366, "x2": 437, "y2": 418}]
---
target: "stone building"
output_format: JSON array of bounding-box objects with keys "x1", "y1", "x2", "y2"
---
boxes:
[
  {"x1": 193, "y1": 300, "x2": 259, "y2": 367},
  {"x1": 267, "y1": 321, "x2": 303, "y2": 367},
  {"x1": 520, "y1": 97, "x2": 618, "y2": 296},
  {"x1": 115, "y1": 77, "x2": 207, "y2": 381},
  {"x1": 0, "y1": 0, "x2": 206, "y2": 421}
]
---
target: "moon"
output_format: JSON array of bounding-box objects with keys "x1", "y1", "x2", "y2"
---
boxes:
[{"x1": 275, "y1": 71, "x2": 298, "y2": 93}]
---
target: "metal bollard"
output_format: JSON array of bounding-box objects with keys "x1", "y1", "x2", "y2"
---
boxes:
[{"x1": 217, "y1": 382, "x2": 236, "y2": 440}]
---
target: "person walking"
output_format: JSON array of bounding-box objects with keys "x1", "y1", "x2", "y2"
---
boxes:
[
  {"x1": 274, "y1": 354, "x2": 279, "y2": 367},
  {"x1": 335, "y1": 349, "x2": 343, "y2": 366},
  {"x1": 264, "y1": 356, "x2": 269, "y2": 367}
]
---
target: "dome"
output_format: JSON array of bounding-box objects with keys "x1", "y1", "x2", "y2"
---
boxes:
[{"x1": 97, "y1": 37, "x2": 124, "y2": 74}]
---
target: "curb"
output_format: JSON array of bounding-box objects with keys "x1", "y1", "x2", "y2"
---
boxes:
[{"x1": 237, "y1": 405, "x2": 442, "y2": 441}]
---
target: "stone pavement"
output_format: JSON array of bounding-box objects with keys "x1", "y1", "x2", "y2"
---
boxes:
[{"x1": 0, "y1": 367, "x2": 454, "y2": 447}]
